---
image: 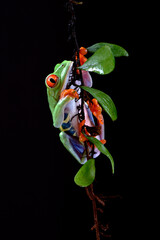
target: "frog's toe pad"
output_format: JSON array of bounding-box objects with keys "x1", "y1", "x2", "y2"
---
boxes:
[{"x1": 60, "y1": 89, "x2": 79, "y2": 100}]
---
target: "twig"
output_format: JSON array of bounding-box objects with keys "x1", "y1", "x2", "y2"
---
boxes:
[
  {"x1": 92, "y1": 195, "x2": 101, "y2": 240},
  {"x1": 85, "y1": 184, "x2": 102, "y2": 240},
  {"x1": 67, "y1": 2, "x2": 112, "y2": 239},
  {"x1": 92, "y1": 192, "x2": 105, "y2": 207}
]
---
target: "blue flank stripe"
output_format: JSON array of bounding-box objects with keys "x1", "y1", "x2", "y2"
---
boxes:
[{"x1": 61, "y1": 113, "x2": 76, "y2": 136}]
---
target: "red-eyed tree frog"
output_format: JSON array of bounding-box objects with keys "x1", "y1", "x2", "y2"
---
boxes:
[{"x1": 45, "y1": 51, "x2": 105, "y2": 164}]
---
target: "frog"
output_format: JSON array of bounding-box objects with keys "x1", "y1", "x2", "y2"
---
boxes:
[{"x1": 45, "y1": 50, "x2": 105, "y2": 164}]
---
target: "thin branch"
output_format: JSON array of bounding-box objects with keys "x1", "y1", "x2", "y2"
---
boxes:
[
  {"x1": 92, "y1": 195, "x2": 101, "y2": 240},
  {"x1": 85, "y1": 185, "x2": 93, "y2": 201},
  {"x1": 86, "y1": 184, "x2": 102, "y2": 240},
  {"x1": 67, "y1": 2, "x2": 112, "y2": 240},
  {"x1": 92, "y1": 193, "x2": 105, "y2": 207}
]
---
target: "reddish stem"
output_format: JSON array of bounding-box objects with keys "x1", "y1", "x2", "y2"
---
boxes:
[
  {"x1": 67, "y1": 2, "x2": 105, "y2": 239},
  {"x1": 85, "y1": 184, "x2": 101, "y2": 240}
]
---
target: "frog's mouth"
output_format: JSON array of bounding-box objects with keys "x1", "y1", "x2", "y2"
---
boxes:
[{"x1": 61, "y1": 61, "x2": 74, "y2": 92}]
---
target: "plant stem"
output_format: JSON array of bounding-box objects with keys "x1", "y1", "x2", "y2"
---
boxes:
[
  {"x1": 67, "y1": 2, "x2": 103, "y2": 239},
  {"x1": 86, "y1": 184, "x2": 101, "y2": 240},
  {"x1": 92, "y1": 196, "x2": 101, "y2": 240}
]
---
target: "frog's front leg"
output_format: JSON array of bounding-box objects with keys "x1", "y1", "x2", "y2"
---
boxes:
[
  {"x1": 59, "y1": 131, "x2": 87, "y2": 164},
  {"x1": 53, "y1": 89, "x2": 79, "y2": 128}
]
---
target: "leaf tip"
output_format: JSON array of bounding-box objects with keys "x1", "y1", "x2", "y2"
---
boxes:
[
  {"x1": 74, "y1": 159, "x2": 96, "y2": 187},
  {"x1": 112, "y1": 114, "x2": 118, "y2": 121},
  {"x1": 124, "y1": 51, "x2": 129, "y2": 57}
]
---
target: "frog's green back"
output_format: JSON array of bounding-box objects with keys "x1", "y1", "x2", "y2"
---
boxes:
[{"x1": 45, "y1": 60, "x2": 72, "y2": 123}]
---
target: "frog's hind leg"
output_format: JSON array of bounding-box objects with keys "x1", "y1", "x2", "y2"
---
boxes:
[
  {"x1": 82, "y1": 70, "x2": 93, "y2": 87},
  {"x1": 59, "y1": 132, "x2": 87, "y2": 164}
]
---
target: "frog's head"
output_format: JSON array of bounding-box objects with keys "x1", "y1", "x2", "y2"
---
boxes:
[{"x1": 45, "y1": 60, "x2": 73, "y2": 102}]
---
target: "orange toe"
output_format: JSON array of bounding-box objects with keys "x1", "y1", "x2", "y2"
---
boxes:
[
  {"x1": 60, "y1": 89, "x2": 79, "y2": 100},
  {"x1": 79, "y1": 47, "x2": 88, "y2": 56}
]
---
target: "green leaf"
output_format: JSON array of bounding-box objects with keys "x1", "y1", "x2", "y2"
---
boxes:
[
  {"x1": 87, "y1": 42, "x2": 129, "y2": 57},
  {"x1": 81, "y1": 86, "x2": 117, "y2": 121},
  {"x1": 84, "y1": 135, "x2": 114, "y2": 174},
  {"x1": 74, "y1": 159, "x2": 96, "y2": 187},
  {"x1": 78, "y1": 45, "x2": 115, "y2": 75}
]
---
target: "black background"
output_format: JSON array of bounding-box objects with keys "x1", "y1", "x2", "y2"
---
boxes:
[{"x1": 0, "y1": 0, "x2": 147, "y2": 239}]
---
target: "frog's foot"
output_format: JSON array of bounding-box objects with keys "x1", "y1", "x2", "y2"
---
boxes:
[
  {"x1": 78, "y1": 118, "x2": 105, "y2": 159},
  {"x1": 60, "y1": 89, "x2": 79, "y2": 100},
  {"x1": 87, "y1": 98, "x2": 104, "y2": 124},
  {"x1": 59, "y1": 132, "x2": 87, "y2": 164},
  {"x1": 79, "y1": 47, "x2": 93, "y2": 87},
  {"x1": 79, "y1": 47, "x2": 88, "y2": 56},
  {"x1": 79, "y1": 47, "x2": 88, "y2": 65}
]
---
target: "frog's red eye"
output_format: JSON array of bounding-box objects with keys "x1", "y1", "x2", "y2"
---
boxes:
[{"x1": 46, "y1": 74, "x2": 59, "y2": 88}]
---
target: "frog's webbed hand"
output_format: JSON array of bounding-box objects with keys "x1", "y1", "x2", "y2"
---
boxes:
[{"x1": 53, "y1": 89, "x2": 79, "y2": 128}]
